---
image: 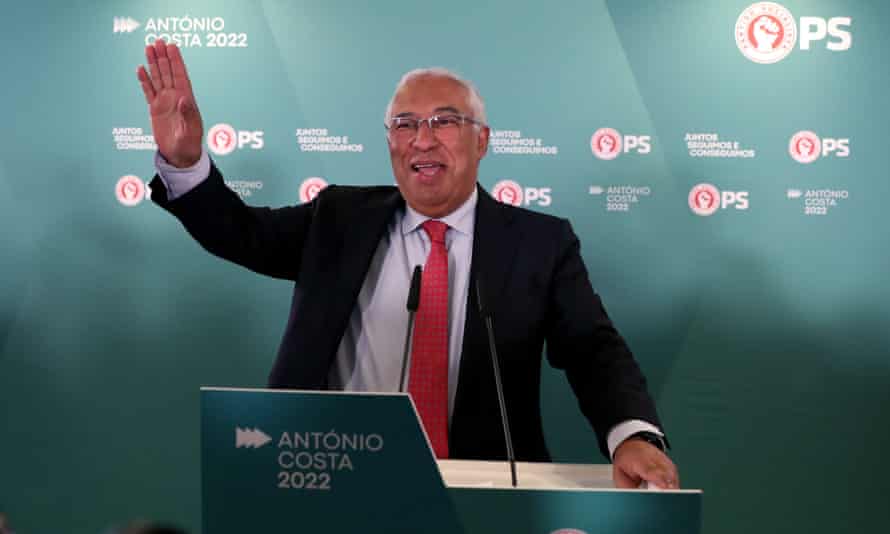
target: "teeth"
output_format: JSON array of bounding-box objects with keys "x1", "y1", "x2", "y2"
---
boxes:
[{"x1": 412, "y1": 163, "x2": 442, "y2": 176}]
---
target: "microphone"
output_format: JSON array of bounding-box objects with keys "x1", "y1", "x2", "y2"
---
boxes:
[
  {"x1": 399, "y1": 265, "x2": 423, "y2": 392},
  {"x1": 475, "y1": 278, "x2": 518, "y2": 487}
]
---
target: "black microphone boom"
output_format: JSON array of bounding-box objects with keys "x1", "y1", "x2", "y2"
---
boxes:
[
  {"x1": 406, "y1": 265, "x2": 422, "y2": 312},
  {"x1": 475, "y1": 278, "x2": 518, "y2": 487},
  {"x1": 399, "y1": 265, "x2": 423, "y2": 392}
]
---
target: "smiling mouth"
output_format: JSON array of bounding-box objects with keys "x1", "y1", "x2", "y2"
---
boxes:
[{"x1": 411, "y1": 162, "x2": 445, "y2": 177}]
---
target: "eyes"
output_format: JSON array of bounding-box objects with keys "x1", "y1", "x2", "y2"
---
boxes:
[
  {"x1": 386, "y1": 114, "x2": 481, "y2": 141},
  {"x1": 390, "y1": 114, "x2": 465, "y2": 131}
]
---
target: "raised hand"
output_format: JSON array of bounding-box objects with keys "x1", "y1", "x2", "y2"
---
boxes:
[{"x1": 137, "y1": 40, "x2": 204, "y2": 168}]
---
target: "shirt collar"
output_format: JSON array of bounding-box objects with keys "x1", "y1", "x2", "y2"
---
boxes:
[{"x1": 401, "y1": 188, "x2": 477, "y2": 237}]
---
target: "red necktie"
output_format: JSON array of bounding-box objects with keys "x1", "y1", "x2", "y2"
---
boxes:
[{"x1": 409, "y1": 220, "x2": 450, "y2": 459}]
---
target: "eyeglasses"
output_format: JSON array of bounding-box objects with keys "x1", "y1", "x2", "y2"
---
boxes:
[{"x1": 385, "y1": 114, "x2": 483, "y2": 142}]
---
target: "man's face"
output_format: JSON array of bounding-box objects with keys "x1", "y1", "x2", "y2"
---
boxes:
[{"x1": 387, "y1": 75, "x2": 489, "y2": 218}]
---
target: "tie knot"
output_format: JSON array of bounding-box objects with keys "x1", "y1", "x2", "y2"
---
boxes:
[{"x1": 422, "y1": 220, "x2": 448, "y2": 244}]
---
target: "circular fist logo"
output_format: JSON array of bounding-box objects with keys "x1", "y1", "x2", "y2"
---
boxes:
[
  {"x1": 299, "y1": 177, "x2": 328, "y2": 203},
  {"x1": 735, "y1": 2, "x2": 796, "y2": 64},
  {"x1": 491, "y1": 180, "x2": 523, "y2": 206},
  {"x1": 688, "y1": 183, "x2": 721, "y2": 216},
  {"x1": 591, "y1": 128, "x2": 622, "y2": 160},
  {"x1": 788, "y1": 131, "x2": 822, "y2": 164},
  {"x1": 207, "y1": 123, "x2": 237, "y2": 156},
  {"x1": 115, "y1": 175, "x2": 145, "y2": 206}
]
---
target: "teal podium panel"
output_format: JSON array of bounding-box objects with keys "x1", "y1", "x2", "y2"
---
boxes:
[
  {"x1": 201, "y1": 387, "x2": 462, "y2": 533},
  {"x1": 202, "y1": 388, "x2": 701, "y2": 533},
  {"x1": 450, "y1": 488, "x2": 701, "y2": 534}
]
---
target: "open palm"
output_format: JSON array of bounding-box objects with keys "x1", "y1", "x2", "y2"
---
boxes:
[{"x1": 137, "y1": 40, "x2": 204, "y2": 168}]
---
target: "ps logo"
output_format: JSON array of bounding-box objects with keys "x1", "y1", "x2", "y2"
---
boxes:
[
  {"x1": 591, "y1": 128, "x2": 650, "y2": 160},
  {"x1": 299, "y1": 177, "x2": 328, "y2": 203},
  {"x1": 492, "y1": 180, "x2": 551, "y2": 207},
  {"x1": 115, "y1": 175, "x2": 146, "y2": 206},
  {"x1": 735, "y1": 3, "x2": 852, "y2": 64},
  {"x1": 799, "y1": 16, "x2": 852, "y2": 51},
  {"x1": 789, "y1": 131, "x2": 849, "y2": 164},
  {"x1": 207, "y1": 123, "x2": 265, "y2": 156},
  {"x1": 689, "y1": 183, "x2": 749, "y2": 216}
]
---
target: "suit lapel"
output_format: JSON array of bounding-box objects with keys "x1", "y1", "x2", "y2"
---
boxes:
[
  {"x1": 450, "y1": 185, "x2": 521, "y2": 452},
  {"x1": 337, "y1": 187, "x2": 405, "y2": 306},
  {"x1": 469, "y1": 184, "x2": 519, "y2": 311},
  {"x1": 455, "y1": 186, "x2": 520, "y2": 379},
  {"x1": 313, "y1": 187, "x2": 404, "y2": 377}
]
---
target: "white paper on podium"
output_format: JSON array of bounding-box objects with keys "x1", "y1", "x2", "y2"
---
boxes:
[{"x1": 437, "y1": 460, "x2": 615, "y2": 490}]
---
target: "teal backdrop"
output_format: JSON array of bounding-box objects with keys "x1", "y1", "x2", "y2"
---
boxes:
[{"x1": 1, "y1": 1, "x2": 888, "y2": 533}]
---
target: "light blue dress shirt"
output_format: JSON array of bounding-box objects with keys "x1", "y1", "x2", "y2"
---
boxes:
[{"x1": 326, "y1": 188, "x2": 476, "y2": 424}]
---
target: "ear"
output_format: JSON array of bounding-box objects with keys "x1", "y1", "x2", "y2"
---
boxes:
[{"x1": 477, "y1": 125, "x2": 490, "y2": 158}]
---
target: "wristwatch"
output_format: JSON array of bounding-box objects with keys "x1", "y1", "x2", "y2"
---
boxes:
[{"x1": 628, "y1": 431, "x2": 668, "y2": 452}]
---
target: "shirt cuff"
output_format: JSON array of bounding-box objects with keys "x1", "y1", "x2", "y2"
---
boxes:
[
  {"x1": 154, "y1": 149, "x2": 211, "y2": 201},
  {"x1": 607, "y1": 419, "x2": 664, "y2": 460}
]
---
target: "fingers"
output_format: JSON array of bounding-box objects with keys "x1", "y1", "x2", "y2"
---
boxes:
[
  {"x1": 612, "y1": 464, "x2": 640, "y2": 489},
  {"x1": 612, "y1": 439, "x2": 680, "y2": 490},
  {"x1": 615, "y1": 458, "x2": 678, "y2": 490},
  {"x1": 168, "y1": 44, "x2": 193, "y2": 94},
  {"x1": 139, "y1": 40, "x2": 192, "y2": 103},
  {"x1": 154, "y1": 40, "x2": 175, "y2": 89},
  {"x1": 136, "y1": 66, "x2": 155, "y2": 104},
  {"x1": 144, "y1": 40, "x2": 174, "y2": 91},
  {"x1": 638, "y1": 459, "x2": 679, "y2": 489},
  {"x1": 145, "y1": 44, "x2": 162, "y2": 94}
]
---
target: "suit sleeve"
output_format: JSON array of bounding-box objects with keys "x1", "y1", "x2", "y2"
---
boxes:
[
  {"x1": 543, "y1": 218, "x2": 663, "y2": 457},
  {"x1": 150, "y1": 161, "x2": 316, "y2": 281}
]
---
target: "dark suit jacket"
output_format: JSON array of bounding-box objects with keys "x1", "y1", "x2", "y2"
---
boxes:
[{"x1": 151, "y1": 164, "x2": 662, "y2": 461}]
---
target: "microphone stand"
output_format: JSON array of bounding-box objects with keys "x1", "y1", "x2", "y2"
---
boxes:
[
  {"x1": 399, "y1": 265, "x2": 423, "y2": 392},
  {"x1": 476, "y1": 279, "x2": 517, "y2": 487}
]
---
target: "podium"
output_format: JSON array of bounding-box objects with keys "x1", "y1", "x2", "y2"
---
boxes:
[{"x1": 201, "y1": 387, "x2": 701, "y2": 533}]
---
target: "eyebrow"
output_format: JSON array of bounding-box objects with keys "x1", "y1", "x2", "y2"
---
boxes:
[{"x1": 392, "y1": 106, "x2": 464, "y2": 118}]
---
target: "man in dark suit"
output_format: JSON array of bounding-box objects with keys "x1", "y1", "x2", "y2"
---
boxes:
[{"x1": 137, "y1": 40, "x2": 679, "y2": 489}]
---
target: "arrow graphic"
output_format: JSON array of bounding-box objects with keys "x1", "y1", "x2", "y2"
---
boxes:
[{"x1": 235, "y1": 427, "x2": 272, "y2": 448}]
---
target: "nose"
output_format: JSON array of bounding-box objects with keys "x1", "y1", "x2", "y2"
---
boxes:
[{"x1": 411, "y1": 119, "x2": 439, "y2": 150}]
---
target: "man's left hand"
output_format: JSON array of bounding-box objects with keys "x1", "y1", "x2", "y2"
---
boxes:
[{"x1": 612, "y1": 437, "x2": 679, "y2": 489}]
